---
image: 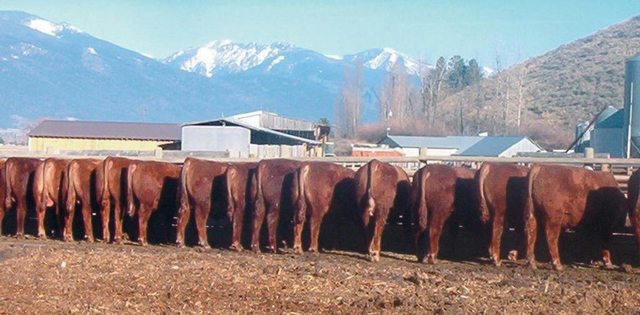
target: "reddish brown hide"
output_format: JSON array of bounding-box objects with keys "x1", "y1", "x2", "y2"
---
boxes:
[
  {"x1": 96, "y1": 157, "x2": 135, "y2": 244},
  {"x1": 475, "y1": 162, "x2": 529, "y2": 266},
  {"x1": 176, "y1": 157, "x2": 227, "y2": 248},
  {"x1": 355, "y1": 159, "x2": 411, "y2": 262},
  {"x1": 127, "y1": 160, "x2": 181, "y2": 246},
  {"x1": 63, "y1": 159, "x2": 101, "y2": 242},
  {"x1": 412, "y1": 164, "x2": 477, "y2": 264},
  {"x1": 524, "y1": 164, "x2": 627, "y2": 271},
  {"x1": 33, "y1": 158, "x2": 69, "y2": 239},
  {"x1": 3, "y1": 157, "x2": 42, "y2": 236},
  {"x1": 225, "y1": 162, "x2": 257, "y2": 251},
  {"x1": 627, "y1": 169, "x2": 640, "y2": 265},
  {"x1": 292, "y1": 161, "x2": 355, "y2": 254},
  {"x1": 251, "y1": 159, "x2": 301, "y2": 253}
]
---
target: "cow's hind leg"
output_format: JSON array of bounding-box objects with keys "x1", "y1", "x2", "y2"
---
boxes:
[
  {"x1": 113, "y1": 200, "x2": 124, "y2": 244},
  {"x1": 368, "y1": 215, "x2": 385, "y2": 262},
  {"x1": 292, "y1": 208, "x2": 306, "y2": 254},
  {"x1": 15, "y1": 199, "x2": 26, "y2": 237},
  {"x1": 36, "y1": 203, "x2": 47, "y2": 239},
  {"x1": 0, "y1": 206, "x2": 5, "y2": 235},
  {"x1": 101, "y1": 202, "x2": 111, "y2": 243},
  {"x1": 250, "y1": 201, "x2": 266, "y2": 253},
  {"x1": 229, "y1": 206, "x2": 244, "y2": 251},
  {"x1": 524, "y1": 215, "x2": 538, "y2": 269},
  {"x1": 308, "y1": 211, "x2": 326, "y2": 253},
  {"x1": 137, "y1": 206, "x2": 152, "y2": 246},
  {"x1": 491, "y1": 216, "x2": 505, "y2": 266},
  {"x1": 544, "y1": 220, "x2": 563, "y2": 271},
  {"x1": 265, "y1": 207, "x2": 280, "y2": 253},
  {"x1": 81, "y1": 202, "x2": 94, "y2": 242},
  {"x1": 427, "y1": 214, "x2": 447, "y2": 264},
  {"x1": 194, "y1": 206, "x2": 210, "y2": 248}
]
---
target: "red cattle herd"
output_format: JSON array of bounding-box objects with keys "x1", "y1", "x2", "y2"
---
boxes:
[{"x1": 1, "y1": 156, "x2": 639, "y2": 270}]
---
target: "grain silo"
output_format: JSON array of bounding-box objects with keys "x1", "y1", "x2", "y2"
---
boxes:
[{"x1": 623, "y1": 53, "x2": 640, "y2": 157}]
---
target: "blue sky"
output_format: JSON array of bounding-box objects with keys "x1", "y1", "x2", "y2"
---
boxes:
[{"x1": 0, "y1": 0, "x2": 638, "y2": 67}]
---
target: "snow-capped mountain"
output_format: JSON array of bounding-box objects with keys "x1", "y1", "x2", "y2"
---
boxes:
[
  {"x1": 0, "y1": 11, "x2": 224, "y2": 128},
  {"x1": 164, "y1": 42, "x2": 425, "y2": 78},
  {"x1": 346, "y1": 48, "x2": 423, "y2": 75},
  {"x1": 0, "y1": 10, "x2": 489, "y2": 131},
  {"x1": 164, "y1": 40, "x2": 295, "y2": 77}
]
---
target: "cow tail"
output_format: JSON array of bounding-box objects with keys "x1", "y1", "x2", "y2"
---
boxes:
[
  {"x1": 476, "y1": 163, "x2": 491, "y2": 224},
  {"x1": 38, "y1": 161, "x2": 48, "y2": 208},
  {"x1": 225, "y1": 166, "x2": 237, "y2": 220},
  {"x1": 253, "y1": 163, "x2": 265, "y2": 218},
  {"x1": 178, "y1": 161, "x2": 190, "y2": 217},
  {"x1": 524, "y1": 164, "x2": 541, "y2": 223},
  {"x1": 126, "y1": 163, "x2": 138, "y2": 217},
  {"x1": 364, "y1": 161, "x2": 377, "y2": 217},
  {"x1": 416, "y1": 169, "x2": 430, "y2": 236},
  {"x1": 65, "y1": 161, "x2": 77, "y2": 213},
  {"x1": 100, "y1": 158, "x2": 111, "y2": 208},
  {"x1": 295, "y1": 164, "x2": 310, "y2": 224},
  {"x1": 4, "y1": 160, "x2": 13, "y2": 209}
]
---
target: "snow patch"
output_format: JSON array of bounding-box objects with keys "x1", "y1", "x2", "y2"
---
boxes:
[
  {"x1": 324, "y1": 54, "x2": 343, "y2": 60},
  {"x1": 86, "y1": 47, "x2": 97, "y2": 55},
  {"x1": 268, "y1": 56, "x2": 285, "y2": 70},
  {"x1": 178, "y1": 41, "x2": 290, "y2": 77},
  {"x1": 26, "y1": 19, "x2": 64, "y2": 37}
]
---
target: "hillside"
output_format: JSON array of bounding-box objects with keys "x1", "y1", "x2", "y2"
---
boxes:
[{"x1": 438, "y1": 16, "x2": 640, "y2": 148}]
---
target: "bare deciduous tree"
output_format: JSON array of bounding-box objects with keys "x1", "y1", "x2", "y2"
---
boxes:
[{"x1": 335, "y1": 59, "x2": 364, "y2": 138}]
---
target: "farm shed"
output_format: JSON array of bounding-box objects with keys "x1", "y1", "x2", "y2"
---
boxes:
[
  {"x1": 182, "y1": 111, "x2": 322, "y2": 158},
  {"x1": 28, "y1": 120, "x2": 181, "y2": 152},
  {"x1": 379, "y1": 135, "x2": 544, "y2": 157}
]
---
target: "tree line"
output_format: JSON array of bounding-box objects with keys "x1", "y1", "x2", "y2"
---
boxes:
[{"x1": 335, "y1": 55, "x2": 483, "y2": 139}]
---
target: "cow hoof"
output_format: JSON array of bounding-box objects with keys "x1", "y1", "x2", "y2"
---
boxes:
[
  {"x1": 603, "y1": 262, "x2": 615, "y2": 270},
  {"x1": 308, "y1": 248, "x2": 319, "y2": 254},
  {"x1": 251, "y1": 245, "x2": 261, "y2": 253},
  {"x1": 293, "y1": 246, "x2": 303, "y2": 255},
  {"x1": 426, "y1": 255, "x2": 437, "y2": 265},
  {"x1": 37, "y1": 234, "x2": 46, "y2": 240},
  {"x1": 138, "y1": 241, "x2": 148, "y2": 247},
  {"x1": 368, "y1": 253, "x2": 380, "y2": 262},
  {"x1": 508, "y1": 250, "x2": 518, "y2": 261},
  {"x1": 229, "y1": 244, "x2": 243, "y2": 252},
  {"x1": 527, "y1": 260, "x2": 538, "y2": 270},
  {"x1": 175, "y1": 242, "x2": 185, "y2": 248},
  {"x1": 493, "y1": 259, "x2": 502, "y2": 267}
]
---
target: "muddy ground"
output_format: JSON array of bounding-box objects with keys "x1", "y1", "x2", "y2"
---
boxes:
[{"x1": 0, "y1": 233, "x2": 638, "y2": 314}]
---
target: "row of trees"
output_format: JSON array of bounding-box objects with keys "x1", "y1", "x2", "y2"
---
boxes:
[{"x1": 335, "y1": 55, "x2": 483, "y2": 139}]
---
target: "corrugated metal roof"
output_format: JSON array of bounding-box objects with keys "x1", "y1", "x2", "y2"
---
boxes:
[
  {"x1": 457, "y1": 136, "x2": 530, "y2": 156},
  {"x1": 183, "y1": 118, "x2": 320, "y2": 145},
  {"x1": 28, "y1": 120, "x2": 181, "y2": 141},
  {"x1": 384, "y1": 135, "x2": 484, "y2": 153}
]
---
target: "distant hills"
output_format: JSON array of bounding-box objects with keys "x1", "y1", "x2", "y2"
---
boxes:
[
  {"x1": 0, "y1": 11, "x2": 427, "y2": 130},
  {"x1": 438, "y1": 16, "x2": 640, "y2": 148}
]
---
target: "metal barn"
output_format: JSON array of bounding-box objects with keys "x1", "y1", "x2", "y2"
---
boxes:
[{"x1": 28, "y1": 120, "x2": 181, "y2": 153}]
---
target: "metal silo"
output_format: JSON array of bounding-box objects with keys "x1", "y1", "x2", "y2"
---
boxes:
[{"x1": 623, "y1": 53, "x2": 640, "y2": 157}]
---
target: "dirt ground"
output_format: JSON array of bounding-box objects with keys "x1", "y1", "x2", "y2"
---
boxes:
[{"x1": 0, "y1": 235, "x2": 638, "y2": 314}]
